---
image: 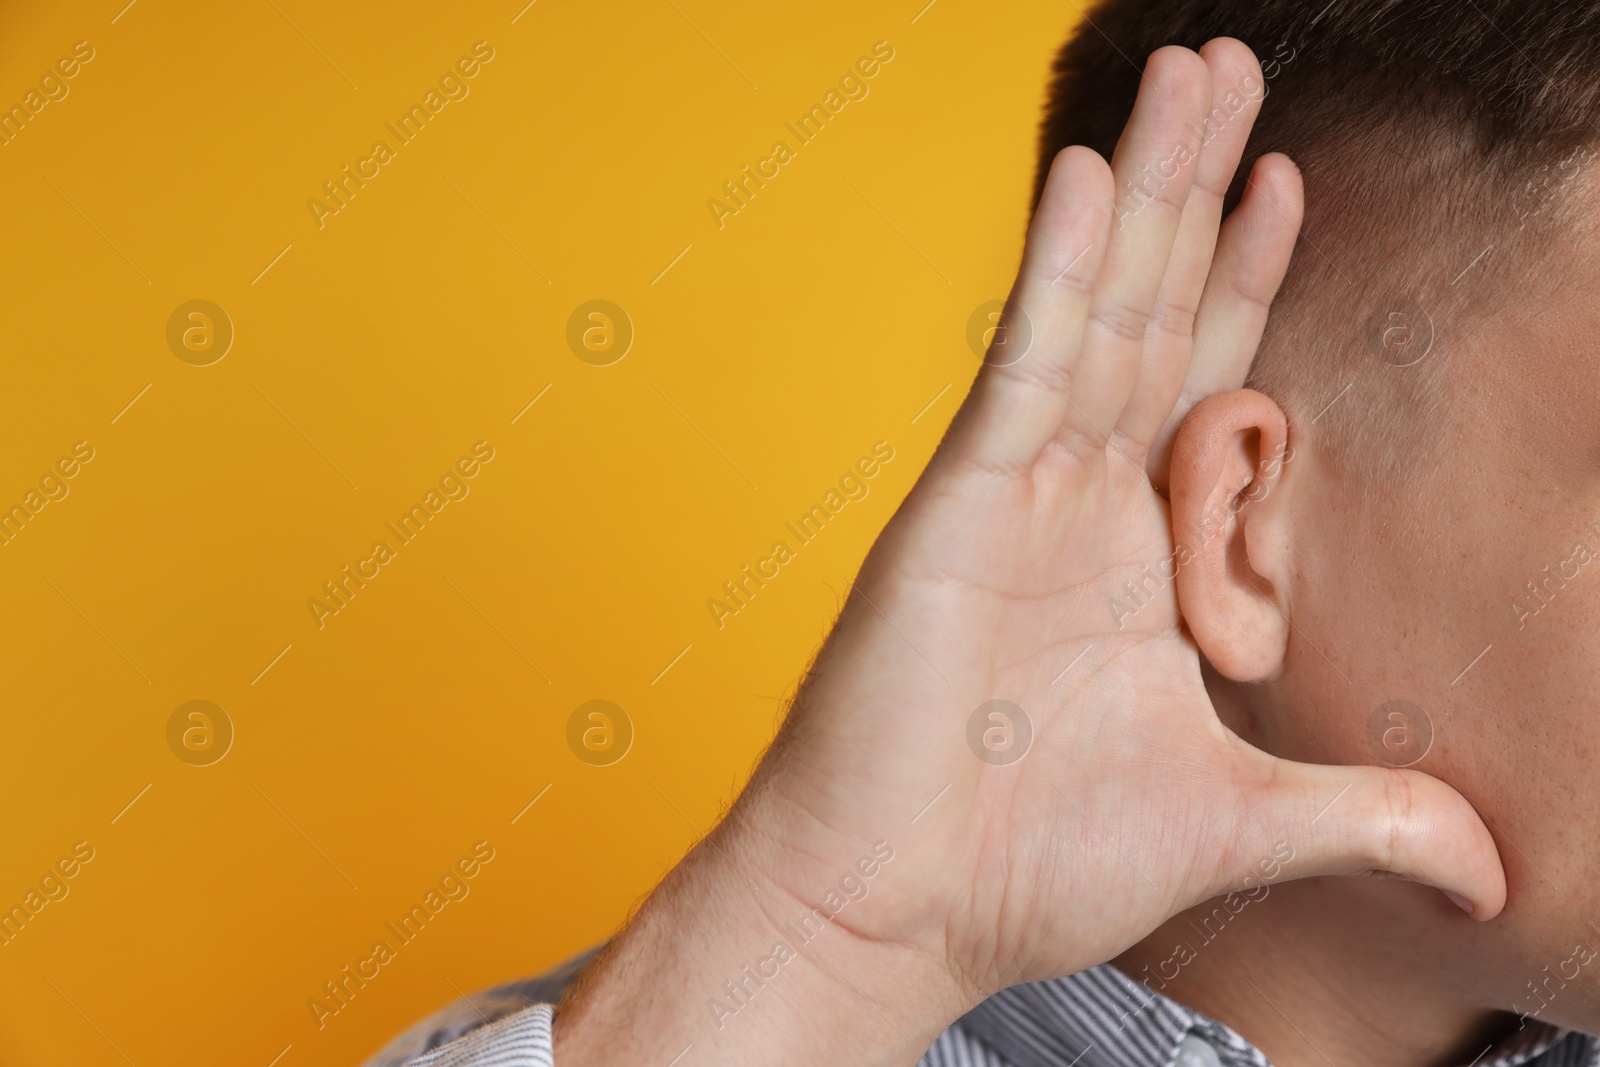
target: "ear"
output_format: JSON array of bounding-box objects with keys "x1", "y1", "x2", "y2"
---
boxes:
[{"x1": 1168, "y1": 389, "x2": 1295, "y2": 682}]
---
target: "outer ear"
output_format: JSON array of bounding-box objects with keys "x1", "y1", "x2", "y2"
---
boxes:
[{"x1": 1168, "y1": 389, "x2": 1295, "y2": 682}]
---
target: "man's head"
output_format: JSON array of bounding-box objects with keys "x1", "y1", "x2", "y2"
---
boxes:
[
  {"x1": 1042, "y1": 0, "x2": 1600, "y2": 484},
  {"x1": 1045, "y1": 0, "x2": 1600, "y2": 1032}
]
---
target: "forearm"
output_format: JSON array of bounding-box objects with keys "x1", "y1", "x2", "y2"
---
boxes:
[{"x1": 552, "y1": 799, "x2": 971, "y2": 1066}]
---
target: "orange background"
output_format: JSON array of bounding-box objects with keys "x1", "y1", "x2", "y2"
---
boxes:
[{"x1": 0, "y1": 1, "x2": 1077, "y2": 1064}]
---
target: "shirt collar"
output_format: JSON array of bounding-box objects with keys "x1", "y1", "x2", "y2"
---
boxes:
[
  {"x1": 1478, "y1": 1019, "x2": 1574, "y2": 1067},
  {"x1": 954, "y1": 964, "x2": 1593, "y2": 1067}
]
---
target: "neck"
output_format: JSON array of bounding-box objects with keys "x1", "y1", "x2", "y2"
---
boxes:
[{"x1": 1112, "y1": 880, "x2": 1518, "y2": 1067}]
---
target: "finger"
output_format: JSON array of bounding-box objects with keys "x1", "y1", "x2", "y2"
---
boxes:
[
  {"x1": 1147, "y1": 153, "x2": 1304, "y2": 491},
  {"x1": 949, "y1": 145, "x2": 1112, "y2": 473},
  {"x1": 1115, "y1": 38, "x2": 1268, "y2": 459},
  {"x1": 1051, "y1": 46, "x2": 1214, "y2": 455},
  {"x1": 1226, "y1": 751, "x2": 1507, "y2": 920},
  {"x1": 951, "y1": 47, "x2": 1217, "y2": 474}
]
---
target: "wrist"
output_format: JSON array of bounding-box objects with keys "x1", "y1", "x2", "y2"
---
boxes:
[
  {"x1": 723, "y1": 792, "x2": 978, "y2": 1043},
  {"x1": 555, "y1": 793, "x2": 973, "y2": 1065}
]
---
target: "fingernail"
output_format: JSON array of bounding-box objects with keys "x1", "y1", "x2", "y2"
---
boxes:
[{"x1": 1444, "y1": 889, "x2": 1474, "y2": 917}]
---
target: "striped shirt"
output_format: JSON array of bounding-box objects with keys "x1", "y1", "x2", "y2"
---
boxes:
[{"x1": 365, "y1": 952, "x2": 1599, "y2": 1067}]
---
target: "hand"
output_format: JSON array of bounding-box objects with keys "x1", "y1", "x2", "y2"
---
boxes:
[{"x1": 555, "y1": 39, "x2": 1505, "y2": 1066}]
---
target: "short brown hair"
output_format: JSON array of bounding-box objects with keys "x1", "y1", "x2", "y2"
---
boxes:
[{"x1": 1038, "y1": 0, "x2": 1600, "y2": 484}]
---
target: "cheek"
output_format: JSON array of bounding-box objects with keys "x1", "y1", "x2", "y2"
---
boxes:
[
  {"x1": 1302, "y1": 460, "x2": 1600, "y2": 935},
  {"x1": 1464, "y1": 621, "x2": 1600, "y2": 1027},
  {"x1": 1469, "y1": 574, "x2": 1600, "y2": 864},
  {"x1": 1439, "y1": 486, "x2": 1600, "y2": 829},
  {"x1": 1249, "y1": 472, "x2": 1471, "y2": 771}
]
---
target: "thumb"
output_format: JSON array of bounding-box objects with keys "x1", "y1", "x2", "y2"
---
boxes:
[{"x1": 1228, "y1": 752, "x2": 1507, "y2": 920}]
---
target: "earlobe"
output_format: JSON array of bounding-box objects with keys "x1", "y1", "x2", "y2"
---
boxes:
[{"x1": 1168, "y1": 389, "x2": 1294, "y2": 682}]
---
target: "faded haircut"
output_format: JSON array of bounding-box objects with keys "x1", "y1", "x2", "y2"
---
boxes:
[{"x1": 1037, "y1": 0, "x2": 1600, "y2": 484}]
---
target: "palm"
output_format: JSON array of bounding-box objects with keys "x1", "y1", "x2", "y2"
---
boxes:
[
  {"x1": 920, "y1": 453, "x2": 1220, "y2": 983},
  {"x1": 785, "y1": 430, "x2": 1226, "y2": 990}
]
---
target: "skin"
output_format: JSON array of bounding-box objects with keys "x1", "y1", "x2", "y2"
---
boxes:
[
  {"x1": 1124, "y1": 235, "x2": 1600, "y2": 1067},
  {"x1": 553, "y1": 40, "x2": 1514, "y2": 1067}
]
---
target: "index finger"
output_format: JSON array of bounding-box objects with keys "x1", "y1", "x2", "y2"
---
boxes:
[{"x1": 951, "y1": 47, "x2": 1215, "y2": 474}]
